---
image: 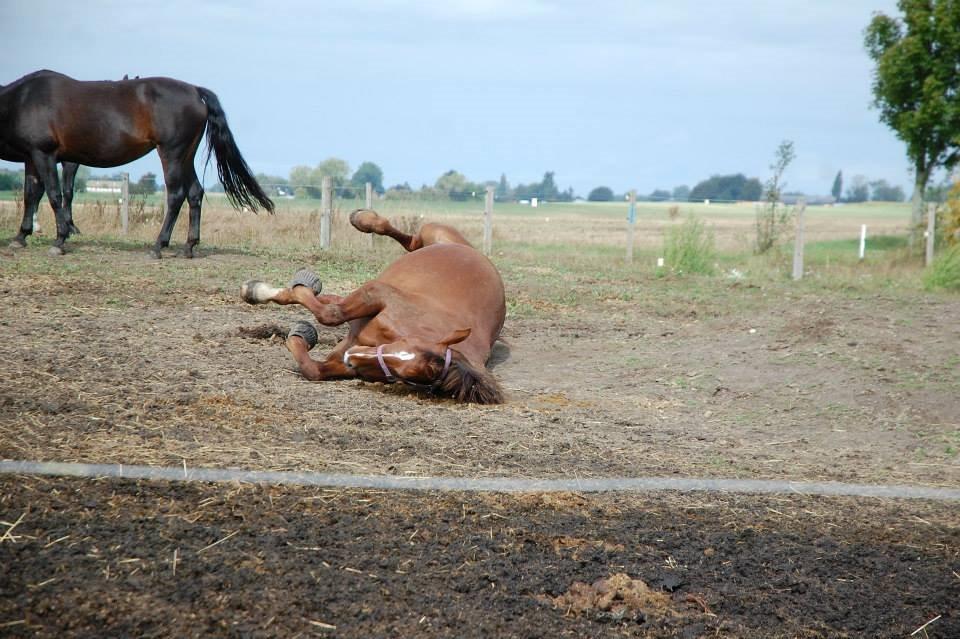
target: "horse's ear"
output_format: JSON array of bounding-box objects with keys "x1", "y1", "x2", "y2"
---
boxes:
[{"x1": 439, "y1": 328, "x2": 471, "y2": 346}]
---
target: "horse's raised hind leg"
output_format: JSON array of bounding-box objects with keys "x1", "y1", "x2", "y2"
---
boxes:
[
  {"x1": 349, "y1": 208, "x2": 421, "y2": 251},
  {"x1": 349, "y1": 208, "x2": 472, "y2": 250},
  {"x1": 9, "y1": 161, "x2": 43, "y2": 249}
]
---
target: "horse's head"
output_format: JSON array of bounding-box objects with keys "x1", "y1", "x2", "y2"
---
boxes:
[
  {"x1": 343, "y1": 327, "x2": 504, "y2": 404},
  {"x1": 343, "y1": 329, "x2": 471, "y2": 387}
]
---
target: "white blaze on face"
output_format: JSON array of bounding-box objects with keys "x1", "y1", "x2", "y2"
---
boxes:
[{"x1": 343, "y1": 348, "x2": 416, "y2": 368}]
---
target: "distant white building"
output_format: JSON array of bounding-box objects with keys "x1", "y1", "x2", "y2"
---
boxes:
[{"x1": 87, "y1": 179, "x2": 122, "y2": 193}]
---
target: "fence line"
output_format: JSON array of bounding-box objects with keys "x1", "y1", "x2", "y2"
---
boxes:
[{"x1": 1, "y1": 460, "x2": 958, "y2": 500}]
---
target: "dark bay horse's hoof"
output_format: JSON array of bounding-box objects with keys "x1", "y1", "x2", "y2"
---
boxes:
[
  {"x1": 8, "y1": 238, "x2": 27, "y2": 249},
  {"x1": 48, "y1": 245, "x2": 66, "y2": 256},
  {"x1": 177, "y1": 246, "x2": 199, "y2": 259},
  {"x1": 288, "y1": 269, "x2": 322, "y2": 295},
  {"x1": 287, "y1": 321, "x2": 318, "y2": 350},
  {"x1": 149, "y1": 248, "x2": 162, "y2": 260}
]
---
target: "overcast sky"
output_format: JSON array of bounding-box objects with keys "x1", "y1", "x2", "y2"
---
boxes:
[{"x1": 1, "y1": 0, "x2": 919, "y2": 197}]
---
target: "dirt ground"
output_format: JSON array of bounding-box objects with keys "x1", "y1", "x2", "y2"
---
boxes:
[
  {"x1": 1, "y1": 477, "x2": 958, "y2": 638},
  {"x1": 1, "y1": 239, "x2": 959, "y2": 637}
]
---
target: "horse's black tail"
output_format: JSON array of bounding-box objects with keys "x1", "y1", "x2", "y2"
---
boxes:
[{"x1": 196, "y1": 86, "x2": 274, "y2": 214}]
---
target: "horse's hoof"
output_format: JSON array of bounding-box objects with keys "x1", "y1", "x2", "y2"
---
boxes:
[
  {"x1": 148, "y1": 248, "x2": 162, "y2": 260},
  {"x1": 177, "y1": 247, "x2": 198, "y2": 259},
  {"x1": 288, "y1": 269, "x2": 322, "y2": 294},
  {"x1": 8, "y1": 239, "x2": 26, "y2": 249},
  {"x1": 349, "y1": 209, "x2": 382, "y2": 233},
  {"x1": 241, "y1": 280, "x2": 274, "y2": 304},
  {"x1": 48, "y1": 245, "x2": 65, "y2": 257},
  {"x1": 287, "y1": 321, "x2": 319, "y2": 351}
]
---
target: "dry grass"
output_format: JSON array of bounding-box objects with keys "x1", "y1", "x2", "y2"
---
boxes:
[{"x1": 0, "y1": 196, "x2": 912, "y2": 255}]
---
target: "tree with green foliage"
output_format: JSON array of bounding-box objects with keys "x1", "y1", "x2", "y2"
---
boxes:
[
  {"x1": 130, "y1": 172, "x2": 158, "y2": 195},
  {"x1": 350, "y1": 161, "x2": 385, "y2": 195},
  {"x1": 588, "y1": 186, "x2": 614, "y2": 201},
  {"x1": 435, "y1": 169, "x2": 471, "y2": 199},
  {"x1": 690, "y1": 174, "x2": 762, "y2": 202},
  {"x1": 672, "y1": 185, "x2": 690, "y2": 201},
  {"x1": 0, "y1": 168, "x2": 24, "y2": 191},
  {"x1": 865, "y1": 0, "x2": 960, "y2": 235},
  {"x1": 495, "y1": 174, "x2": 511, "y2": 200},
  {"x1": 831, "y1": 170, "x2": 843, "y2": 202},
  {"x1": 870, "y1": 179, "x2": 906, "y2": 201},
  {"x1": 846, "y1": 175, "x2": 870, "y2": 203}
]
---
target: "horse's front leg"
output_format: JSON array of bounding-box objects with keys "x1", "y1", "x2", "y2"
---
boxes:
[
  {"x1": 30, "y1": 152, "x2": 71, "y2": 255},
  {"x1": 8, "y1": 161, "x2": 43, "y2": 248},
  {"x1": 285, "y1": 324, "x2": 356, "y2": 381}
]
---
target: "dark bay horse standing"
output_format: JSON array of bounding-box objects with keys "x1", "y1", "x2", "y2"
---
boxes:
[
  {"x1": 241, "y1": 209, "x2": 506, "y2": 404},
  {"x1": 0, "y1": 70, "x2": 273, "y2": 257}
]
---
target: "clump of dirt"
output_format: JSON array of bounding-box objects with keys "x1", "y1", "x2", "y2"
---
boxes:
[
  {"x1": 237, "y1": 322, "x2": 288, "y2": 340},
  {"x1": 538, "y1": 573, "x2": 678, "y2": 623}
]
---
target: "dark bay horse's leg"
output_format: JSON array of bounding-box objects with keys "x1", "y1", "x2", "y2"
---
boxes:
[
  {"x1": 9, "y1": 161, "x2": 44, "y2": 248},
  {"x1": 349, "y1": 208, "x2": 472, "y2": 250},
  {"x1": 60, "y1": 162, "x2": 81, "y2": 237},
  {"x1": 152, "y1": 149, "x2": 191, "y2": 259},
  {"x1": 182, "y1": 175, "x2": 205, "y2": 258},
  {"x1": 29, "y1": 152, "x2": 74, "y2": 255}
]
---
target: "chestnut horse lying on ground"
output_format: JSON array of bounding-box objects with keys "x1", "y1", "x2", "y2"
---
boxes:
[{"x1": 240, "y1": 210, "x2": 506, "y2": 403}]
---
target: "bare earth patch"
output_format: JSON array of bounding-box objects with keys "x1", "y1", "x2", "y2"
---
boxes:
[{"x1": 1, "y1": 241, "x2": 958, "y2": 637}]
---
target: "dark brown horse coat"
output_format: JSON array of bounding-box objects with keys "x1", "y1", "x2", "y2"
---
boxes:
[
  {"x1": 242, "y1": 210, "x2": 506, "y2": 404},
  {"x1": 0, "y1": 70, "x2": 272, "y2": 256}
]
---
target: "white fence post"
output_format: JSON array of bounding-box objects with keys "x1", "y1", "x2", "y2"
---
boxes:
[
  {"x1": 320, "y1": 176, "x2": 332, "y2": 249},
  {"x1": 859, "y1": 224, "x2": 866, "y2": 260},
  {"x1": 483, "y1": 186, "x2": 494, "y2": 256},
  {"x1": 120, "y1": 172, "x2": 129, "y2": 235},
  {"x1": 626, "y1": 190, "x2": 636, "y2": 263},
  {"x1": 792, "y1": 197, "x2": 806, "y2": 281},
  {"x1": 925, "y1": 202, "x2": 936, "y2": 267}
]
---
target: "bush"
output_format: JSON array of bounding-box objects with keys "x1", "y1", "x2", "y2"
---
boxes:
[
  {"x1": 588, "y1": 186, "x2": 614, "y2": 201},
  {"x1": 663, "y1": 215, "x2": 716, "y2": 275},
  {"x1": 923, "y1": 244, "x2": 960, "y2": 291}
]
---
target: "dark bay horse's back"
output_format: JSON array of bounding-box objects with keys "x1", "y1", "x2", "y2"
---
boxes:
[{"x1": 0, "y1": 71, "x2": 203, "y2": 167}]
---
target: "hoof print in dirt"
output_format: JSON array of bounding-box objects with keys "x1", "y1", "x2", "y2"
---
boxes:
[
  {"x1": 288, "y1": 269, "x2": 322, "y2": 295},
  {"x1": 287, "y1": 321, "x2": 318, "y2": 350}
]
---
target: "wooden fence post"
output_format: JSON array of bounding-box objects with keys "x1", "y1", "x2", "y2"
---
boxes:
[
  {"x1": 320, "y1": 176, "x2": 332, "y2": 249},
  {"x1": 483, "y1": 186, "x2": 494, "y2": 256},
  {"x1": 365, "y1": 181, "x2": 374, "y2": 249},
  {"x1": 925, "y1": 202, "x2": 936, "y2": 267},
  {"x1": 626, "y1": 190, "x2": 636, "y2": 263},
  {"x1": 792, "y1": 197, "x2": 806, "y2": 281},
  {"x1": 120, "y1": 172, "x2": 129, "y2": 235}
]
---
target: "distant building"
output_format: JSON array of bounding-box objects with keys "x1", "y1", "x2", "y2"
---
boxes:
[{"x1": 87, "y1": 179, "x2": 123, "y2": 193}]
